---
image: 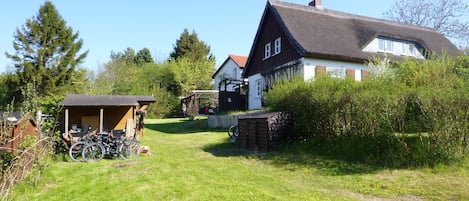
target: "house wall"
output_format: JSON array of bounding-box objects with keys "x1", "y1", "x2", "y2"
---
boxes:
[
  {"x1": 248, "y1": 73, "x2": 263, "y2": 110},
  {"x1": 214, "y1": 59, "x2": 243, "y2": 92},
  {"x1": 302, "y1": 58, "x2": 368, "y2": 81}
]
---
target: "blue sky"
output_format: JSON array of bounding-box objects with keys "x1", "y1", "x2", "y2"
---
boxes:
[{"x1": 0, "y1": 0, "x2": 401, "y2": 74}]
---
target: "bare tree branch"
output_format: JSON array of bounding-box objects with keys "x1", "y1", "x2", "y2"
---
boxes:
[{"x1": 384, "y1": 0, "x2": 469, "y2": 50}]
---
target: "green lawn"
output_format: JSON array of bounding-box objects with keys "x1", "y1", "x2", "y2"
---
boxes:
[{"x1": 9, "y1": 118, "x2": 469, "y2": 201}]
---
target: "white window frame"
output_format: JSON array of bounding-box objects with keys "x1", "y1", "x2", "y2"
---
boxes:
[
  {"x1": 401, "y1": 43, "x2": 408, "y2": 55},
  {"x1": 256, "y1": 79, "x2": 262, "y2": 97},
  {"x1": 408, "y1": 44, "x2": 416, "y2": 56},
  {"x1": 326, "y1": 67, "x2": 346, "y2": 79},
  {"x1": 274, "y1": 37, "x2": 281, "y2": 55},
  {"x1": 385, "y1": 40, "x2": 393, "y2": 52},
  {"x1": 378, "y1": 38, "x2": 385, "y2": 52},
  {"x1": 264, "y1": 43, "x2": 271, "y2": 59}
]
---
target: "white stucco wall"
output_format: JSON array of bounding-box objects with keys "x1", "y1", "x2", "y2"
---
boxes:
[
  {"x1": 247, "y1": 73, "x2": 263, "y2": 110},
  {"x1": 302, "y1": 58, "x2": 368, "y2": 81},
  {"x1": 213, "y1": 59, "x2": 243, "y2": 91}
]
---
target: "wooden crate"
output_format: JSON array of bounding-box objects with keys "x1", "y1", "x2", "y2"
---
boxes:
[{"x1": 237, "y1": 112, "x2": 292, "y2": 151}]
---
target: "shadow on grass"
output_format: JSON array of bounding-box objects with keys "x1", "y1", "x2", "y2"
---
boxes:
[
  {"x1": 203, "y1": 140, "x2": 256, "y2": 157},
  {"x1": 148, "y1": 118, "x2": 384, "y2": 175},
  {"x1": 145, "y1": 118, "x2": 224, "y2": 134},
  {"x1": 203, "y1": 141, "x2": 384, "y2": 176}
]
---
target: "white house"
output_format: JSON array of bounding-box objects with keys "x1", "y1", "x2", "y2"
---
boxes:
[
  {"x1": 242, "y1": 0, "x2": 460, "y2": 110},
  {"x1": 212, "y1": 54, "x2": 248, "y2": 92}
]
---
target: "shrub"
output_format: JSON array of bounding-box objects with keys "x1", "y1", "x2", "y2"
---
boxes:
[{"x1": 265, "y1": 55, "x2": 469, "y2": 167}]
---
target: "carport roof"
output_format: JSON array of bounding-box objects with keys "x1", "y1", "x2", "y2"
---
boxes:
[{"x1": 60, "y1": 94, "x2": 156, "y2": 107}]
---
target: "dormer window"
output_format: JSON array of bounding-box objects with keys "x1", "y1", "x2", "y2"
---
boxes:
[
  {"x1": 408, "y1": 44, "x2": 415, "y2": 55},
  {"x1": 264, "y1": 43, "x2": 271, "y2": 59},
  {"x1": 385, "y1": 40, "x2": 393, "y2": 52},
  {"x1": 274, "y1": 37, "x2": 281, "y2": 55},
  {"x1": 378, "y1": 38, "x2": 393, "y2": 52},
  {"x1": 368, "y1": 38, "x2": 423, "y2": 58},
  {"x1": 401, "y1": 43, "x2": 408, "y2": 55},
  {"x1": 378, "y1": 39, "x2": 385, "y2": 51}
]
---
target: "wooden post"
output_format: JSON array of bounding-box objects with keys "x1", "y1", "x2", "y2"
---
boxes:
[
  {"x1": 99, "y1": 108, "x2": 104, "y2": 133},
  {"x1": 65, "y1": 109, "x2": 69, "y2": 135}
]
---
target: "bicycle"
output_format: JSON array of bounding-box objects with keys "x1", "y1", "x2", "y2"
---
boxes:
[
  {"x1": 68, "y1": 130, "x2": 99, "y2": 162},
  {"x1": 81, "y1": 132, "x2": 141, "y2": 162},
  {"x1": 228, "y1": 125, "x2": 239, "y2": 143}
]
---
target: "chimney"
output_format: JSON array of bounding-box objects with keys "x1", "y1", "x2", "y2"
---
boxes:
[{"x1": 309, "y1": 0, "x2": 323, "y2": 9}]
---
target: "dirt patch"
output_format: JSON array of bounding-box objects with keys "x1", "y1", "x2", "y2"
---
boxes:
[
  {"x1": 112, "y1": 161, "x2": 141, "y2": 168},
  {"x1": 325, "y1": 189, "x2": 423, "y2": 201}
]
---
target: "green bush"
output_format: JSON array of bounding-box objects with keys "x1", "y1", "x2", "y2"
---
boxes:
[{"x1": 265, "y1": 55, "x2": 469, "y2": 167}]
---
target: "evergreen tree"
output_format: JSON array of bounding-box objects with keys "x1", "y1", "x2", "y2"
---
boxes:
[
  {"x1": 110, "y1": 47, "x2": 153, "y2": 66},
  {"x1": 135, "y1": 48, "x2": 154, "y2": 66},
  {"x1": 110, "y1": 47, "x2": 136, "y2": 66},
  {"x1": 169, "y1": 29, "x2": 214, "y2": 62},
  {"x1": 5, "y1": 1, "x2": 88, "y2": 98}
]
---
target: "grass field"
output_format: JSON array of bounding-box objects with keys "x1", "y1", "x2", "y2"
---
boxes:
[{"x1": 8, "y1": 118, "x2": 469, "y2": 201}]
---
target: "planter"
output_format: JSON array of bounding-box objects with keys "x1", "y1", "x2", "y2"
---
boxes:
[{"x1": 207, "y1": 115, "x2": 239, "y2": 128}]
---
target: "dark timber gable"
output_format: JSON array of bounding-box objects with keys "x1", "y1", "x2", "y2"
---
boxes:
[{"x1": 244, "y1": 3, "x2": 301, "y2": 77}]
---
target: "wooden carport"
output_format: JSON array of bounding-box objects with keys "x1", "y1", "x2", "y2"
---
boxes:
[
  {"x1": 60, "y1": 94, "x2": 155, "y2": 141},
  {"x1": 181, "y1": 90, "x2": 218, "y2": 117}
]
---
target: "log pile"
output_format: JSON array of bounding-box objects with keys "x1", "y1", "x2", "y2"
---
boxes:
[{"x1": 237, "y1": 112, "x2": 292, "y2": 151}]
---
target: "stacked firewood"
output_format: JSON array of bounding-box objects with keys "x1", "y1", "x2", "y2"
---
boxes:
[{"x1": 237, "y1": 112, "x2": 293, "y2": 152}]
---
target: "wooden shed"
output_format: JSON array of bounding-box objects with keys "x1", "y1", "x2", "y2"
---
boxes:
[
  {"x1": 237, "y1": 112, "x2": 292, "y2": 151},
  {"x1": 0, "y1": 112, "x2": 38, "y2": 154},
  {"x1": 59, "y1": 94, "x2": 155, "y2": 141}
]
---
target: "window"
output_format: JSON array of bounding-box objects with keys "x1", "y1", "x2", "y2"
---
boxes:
[
  {"x1": 401, "y1": 43, "x2": 408, "y2": 55},
  {"x1": 408, "y1": 44, "x2": 415, "y2": 55},
  {"x1": 232, "y1": 68, "x2": 237, "y2": 79},
  {"x1": 264, "y1": 43, "x2": 271, "y2": 59},
  {"x1": 378, "y1": 39, "x2": 385, "y2": 51},
  {"x1": 274, "y1": 37, "x2": 281, "y2": 55},
  {"x1": 327, "y1": 67, "x2": 346, "y2": 79},
  {"x1": 385, "y1": 40, "x2": 393, "y2": 52},
  {"x1": 378, "y1": 38, "x2": 393, "y2": 52},
  {"x1": 256, "y1": 79, "x2": 262, "y2": 97}
]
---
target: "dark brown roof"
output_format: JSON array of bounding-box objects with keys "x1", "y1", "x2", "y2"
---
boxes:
[
  {"x1": 254, "y1": 0, "x2": 460, "y2": 64},
  {"x1": 60, "y1": 94, "x2": 156, "y2": 107}
]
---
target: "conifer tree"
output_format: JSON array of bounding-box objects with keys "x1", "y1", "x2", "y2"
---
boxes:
[
  {"x1": 5, "y1": 1, "x2": 88, "y2": 98},
  {"x1": 169, "y1": 29, "x2": 214, "y2": 62}
]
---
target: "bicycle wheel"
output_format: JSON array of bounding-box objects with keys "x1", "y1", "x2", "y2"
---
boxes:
[
  {"x1": 120, "y1": 140, "x2": 141, "y2": 160},
  {"x1": 82, "y1": 143, "x2": 105, "y2": 162},
  {"x1": 228, "y1": 125, "x2": 239, "y2": 143},
  {"x1": 69, "y1": 141, "x2": 86, "y2": 162}
]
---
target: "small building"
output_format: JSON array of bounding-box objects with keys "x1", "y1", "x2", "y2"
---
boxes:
[
  {"x1": 59, "y1": 94, "x2": 155, "y2": 141},
  {"x1": 181, "y1": 90, "x2": 218, "y2": 117},
  {"x1": 212, "y1": 55, "x2": 249, "y2": 112},
  {"x1": 212, "y1": 54, "x2": 248, "y2": 92},
  {"x1": 0, "y1": 112, "x2": 38, "y2": 154}
]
